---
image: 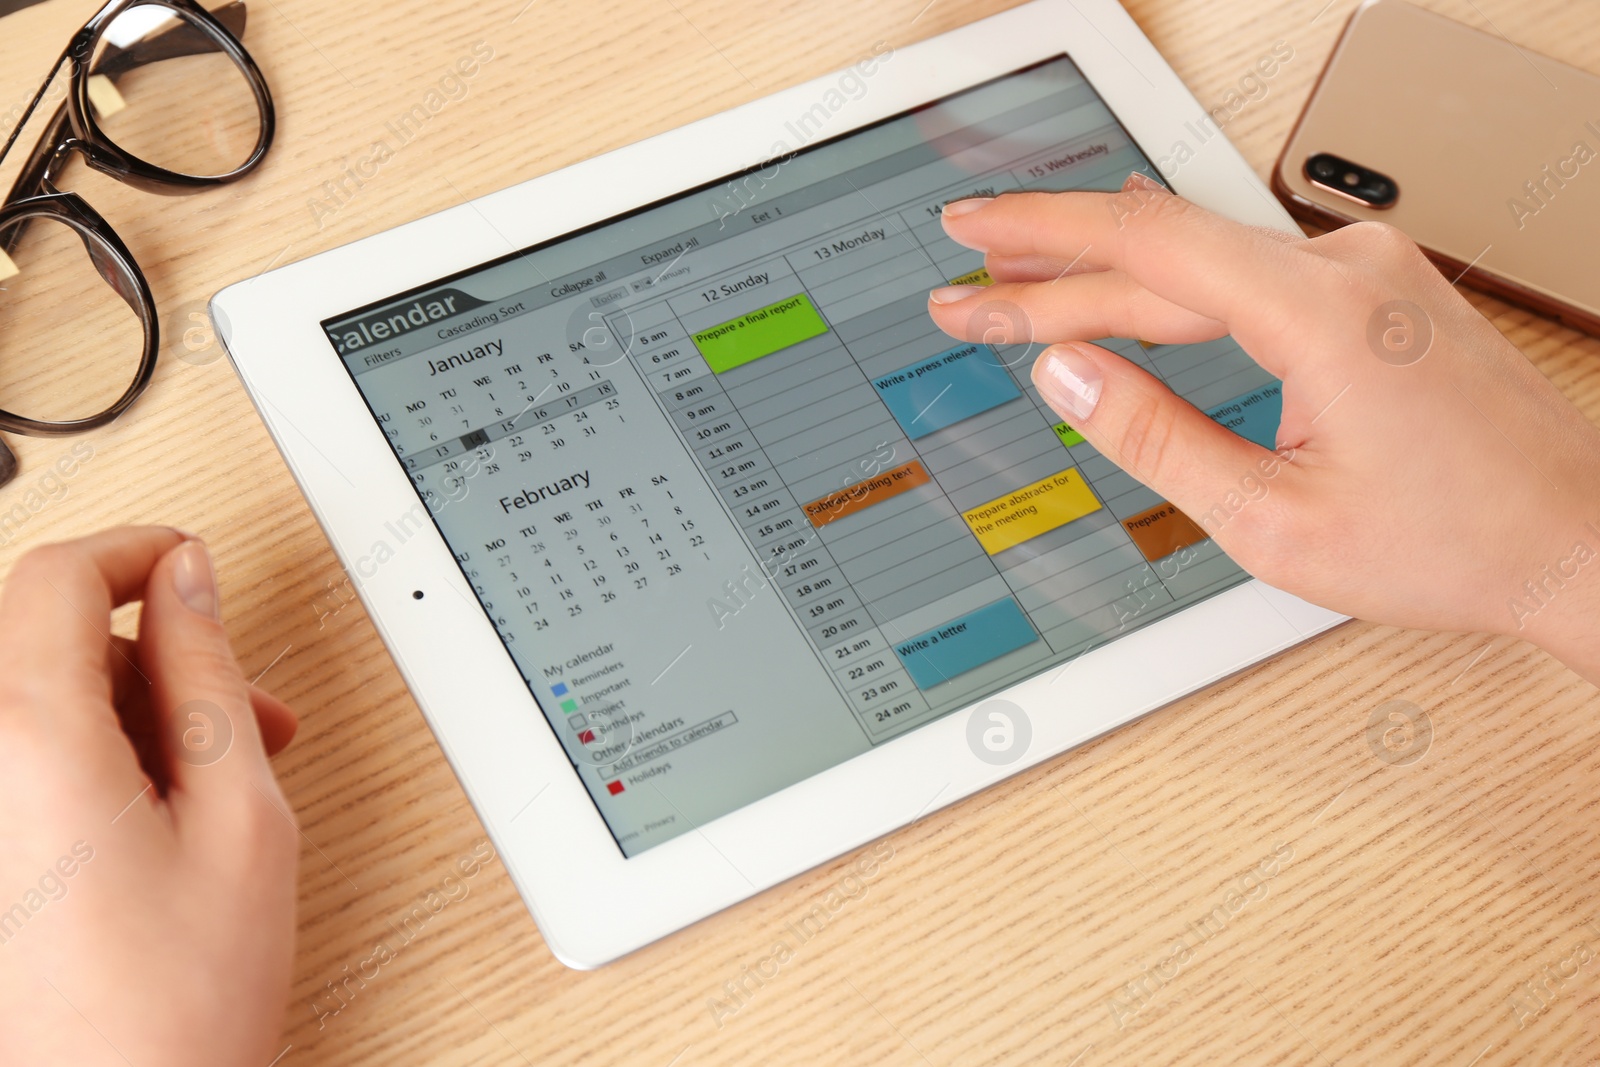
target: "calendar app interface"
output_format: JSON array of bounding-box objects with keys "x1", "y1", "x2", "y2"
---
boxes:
[{"x1": 324, "y1": 56, "x2": 1281, "y2": 855}]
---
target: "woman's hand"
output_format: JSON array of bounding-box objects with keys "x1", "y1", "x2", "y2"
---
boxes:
[
  {"x1": 928, "y1": 176, "x2": 1600, "y2": 684},
  {"x1": 0, "y1": 527, "x2": 299, "y2": 1067}
]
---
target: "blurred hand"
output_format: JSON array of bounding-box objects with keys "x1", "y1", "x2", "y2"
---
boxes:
[
  {"x1": 0, "y1": 527, "x2": 299, "y2": 1066},
  {"x1": 928, "y1": 175, "x2": 1600, "y2": 684}
]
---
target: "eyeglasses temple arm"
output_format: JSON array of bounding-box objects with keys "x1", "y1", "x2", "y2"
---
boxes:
[
  {"x1": 0, "y1": 105, "x2": 69, "y2": 252},
  {"x1": 0, "y1": 53, "x2": 67, "y2": 188}
]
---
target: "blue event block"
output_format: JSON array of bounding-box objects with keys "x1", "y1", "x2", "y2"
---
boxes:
[
  {"x1": 872, "y1": 343, "x2": 1022, "y2": 439},
  {"x1": 893, "y1": 598, "x2": 1039, "y2": 689},
  {"x1": 1206, "y1": 382, "x2": 1283, "y2": 450}
]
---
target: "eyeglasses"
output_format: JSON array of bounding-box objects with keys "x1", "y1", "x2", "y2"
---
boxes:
[{"x1": 0, "y1": 0, "x2": 274, "y2": 488}]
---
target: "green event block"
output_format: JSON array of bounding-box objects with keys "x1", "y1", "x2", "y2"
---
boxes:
[
  {"x1": 1053, "y1": 422, "x2": 1085, "y2": 448},
  {"x1": 692, "y1": 293, "x2": 829, "y2": 373}
]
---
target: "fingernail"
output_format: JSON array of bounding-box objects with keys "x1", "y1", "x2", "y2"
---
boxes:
[
  {"x1": 172, "y1": 541, "x2": 220, "y2": 619},
  {"x1": 1032, "y1": 344, "x2": 1103, "y2": 422},
  {"x1": 942, "y1": 197, "x2": 992, "y2": 217},
  {"x1": 929, "y1": 284, "x2": 983, "y2": 305},
  {"x1": 1122, "y1": 171, "x2": 1169, "y2": 193}
]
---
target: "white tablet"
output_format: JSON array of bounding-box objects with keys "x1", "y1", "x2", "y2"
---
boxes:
[{"x1": 214, "y1": 0, "x2": 1342, "y2": 968}]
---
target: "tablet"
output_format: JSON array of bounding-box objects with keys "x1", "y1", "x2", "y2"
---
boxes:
[{"x1": 214, "y1": 0, "x2": 1343, "y2": 968}]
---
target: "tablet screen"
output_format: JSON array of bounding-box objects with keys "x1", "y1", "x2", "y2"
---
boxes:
[{"x1": 323, "y1": 55, "x2": 1281, "y2": 856}]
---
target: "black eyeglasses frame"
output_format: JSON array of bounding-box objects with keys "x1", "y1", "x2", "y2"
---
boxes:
[{"x1": 0, "y1": 0, "x2": 273, "y2": 445}]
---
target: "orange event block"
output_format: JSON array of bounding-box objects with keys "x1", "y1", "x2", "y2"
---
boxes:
[
  {"x1": 1122, "y1": 501, "x2": 1207, "y2": 562},
  {"x1": 803, "y1": 460, "x2": 931, "y2": 527}
]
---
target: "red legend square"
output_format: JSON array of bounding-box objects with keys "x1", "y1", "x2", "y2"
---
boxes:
[
  {"x1": 578, "y1": 729, "x2": 596, "y2": 744},
  {"x1": 607, "y1": 781, "x2": 625, "y2": 795}
]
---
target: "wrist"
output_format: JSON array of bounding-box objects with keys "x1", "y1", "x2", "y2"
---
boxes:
[{"x1": 1512, "y1": 517, "x2": 1600, "y2": 687}]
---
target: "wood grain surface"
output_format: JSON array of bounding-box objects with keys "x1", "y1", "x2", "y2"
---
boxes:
[{"x1": 3, "y1": 1, "x2": 1599, "y2": 1064}]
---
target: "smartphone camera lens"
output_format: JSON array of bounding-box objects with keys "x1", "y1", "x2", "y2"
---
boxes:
[{"x1": 1305, "y1": 152, "x2": 1398, "y2": 208}]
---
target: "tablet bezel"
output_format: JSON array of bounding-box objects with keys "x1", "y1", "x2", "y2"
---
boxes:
[{"x1": 213, "y1": 0, "x2": 1343, "y2": 969}]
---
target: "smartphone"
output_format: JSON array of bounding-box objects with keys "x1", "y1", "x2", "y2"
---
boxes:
[{"x1": 1273, "y1": 0, "x2": 1600, "y2": 335}]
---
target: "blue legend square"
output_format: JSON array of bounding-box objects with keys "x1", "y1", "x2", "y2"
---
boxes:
[{"x1": 551, "y1": 682, "x2": 569, "y2": 697}]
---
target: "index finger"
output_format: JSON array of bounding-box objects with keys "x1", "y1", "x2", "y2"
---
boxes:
[
  {"x1": 940, "y1": 189, "x2": 1340, "y2": 363},
  {"x1": 0, "y1": 526, "x2": 187, "y2": 690}
]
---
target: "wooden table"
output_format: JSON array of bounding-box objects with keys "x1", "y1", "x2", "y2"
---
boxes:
[{"x1": 4, "y1": 0, "x2": 1599, "y2": 1063}]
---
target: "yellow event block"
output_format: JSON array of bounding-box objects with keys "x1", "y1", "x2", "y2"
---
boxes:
[
  {"x1": 963, "y1": 468, "x2": 1102, "y2": 554},
  {"x1": 947, "y1": 267, "x2": 993, "y2": 287}
]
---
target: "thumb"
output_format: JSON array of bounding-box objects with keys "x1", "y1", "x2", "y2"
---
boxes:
[
  {"x1": 1030, "y1": 342, "x2": 1285, "y2": 546},
  {"x1": 137, "y1": 539, "x2": 281, "y2": 827}
]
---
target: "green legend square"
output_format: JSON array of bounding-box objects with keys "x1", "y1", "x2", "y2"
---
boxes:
[{"x1": 560, "y1": 699, "x2": 578, "y2": 713}]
